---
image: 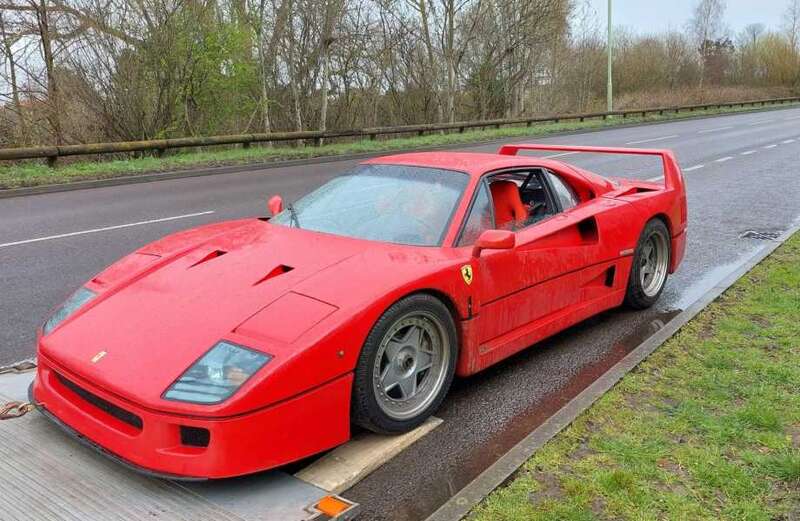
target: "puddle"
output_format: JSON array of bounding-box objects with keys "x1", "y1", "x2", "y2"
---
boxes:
[
  {"x1": 391, "y1": 308, "x2": 681, "y2": 521},
  {"x1": 672, "y1": 256, "x2": 753, "y2": 310}
]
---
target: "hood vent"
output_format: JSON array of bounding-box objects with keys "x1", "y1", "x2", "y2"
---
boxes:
[
  {"x1": 254, "y1": 264, "x2": 293, "y2": 286},
  {"x1": 189, "y1": 249, "x2": 227, "y2": 268}
]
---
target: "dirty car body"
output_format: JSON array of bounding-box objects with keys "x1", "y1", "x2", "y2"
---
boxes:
[{"x1": 32, "y1": 144, "x2": 687, "y2": 479}]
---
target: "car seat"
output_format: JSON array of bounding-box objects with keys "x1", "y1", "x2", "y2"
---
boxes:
[{"x1": 490, "y1": 181, "x2": 527, "y2": 229}]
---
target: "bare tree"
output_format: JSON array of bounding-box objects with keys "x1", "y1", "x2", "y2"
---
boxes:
[
  {"x1": 317, "y1": 0, "x2": 344, "y2": 135},
  {"x1": 742, "y1": 23, "x2": 765, "y2": 46},
  {"x1": 32, "y1": 0, "x2": 63, "y2": 144},
  {"x1": 2, "y1": 0, "x2": 798, "y2": 151},
  {"x1": 0, "y1": 10, "x2": 27, "y2": 142},
  {"x1": 785, "y1": 0, "x2": 800, "y2": 51},
  {"x1": 689, "y1": 0, "x2": 727, "y2": 87}
]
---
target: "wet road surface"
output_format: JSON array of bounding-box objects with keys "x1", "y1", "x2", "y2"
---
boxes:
[{"x1": 1, "y1": 107, "x2": 799, "y2": 519}]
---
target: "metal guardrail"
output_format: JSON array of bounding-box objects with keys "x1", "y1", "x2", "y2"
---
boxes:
[{"x1": 2, "y1": 96, "x2": 798, "y2": 166}]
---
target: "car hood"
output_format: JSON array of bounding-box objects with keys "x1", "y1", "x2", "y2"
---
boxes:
[{"x1": 40, "y1": 219, "x2": 387, "y2": 408}]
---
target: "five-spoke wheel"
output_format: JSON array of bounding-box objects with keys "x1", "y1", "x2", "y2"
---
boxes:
[
  {"x1": 352, "y1": 294, "x2": 457, "y2": 433},
  {"x1": 373, "y1": 311, "x2": 450, "y2": 421},
  {"x1": 625, "y1": 218, "x2": 671, "y2": 309}
]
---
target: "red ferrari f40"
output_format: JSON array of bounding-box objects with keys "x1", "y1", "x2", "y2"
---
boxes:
[{"x1": 32, "y1": 143, "x2": 687, "y2": 478}]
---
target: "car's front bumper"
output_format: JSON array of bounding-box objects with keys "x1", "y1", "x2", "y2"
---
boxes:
[{"x1": 32, "y1": 355, "x2": 352, "y2": 479}]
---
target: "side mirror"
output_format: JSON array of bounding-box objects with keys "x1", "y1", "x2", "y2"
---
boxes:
[
  {"x1": 268, "y1": 195, "x2": 284, "y2": 216},
  {"x1": 472, "y1": 229, "x2": 515, "y2": 257}
]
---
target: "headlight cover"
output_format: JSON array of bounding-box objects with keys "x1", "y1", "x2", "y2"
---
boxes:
[
  {"x1": 163, "y1": 341, "x2": 272, "y2": 404},
  {"x1": 43, "y1": 287, "x2": 97, "y2": 335}
]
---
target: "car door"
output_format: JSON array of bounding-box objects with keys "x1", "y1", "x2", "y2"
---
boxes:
[{"x1": 467, "y1": 168, "x2": 612, "y2": 355}]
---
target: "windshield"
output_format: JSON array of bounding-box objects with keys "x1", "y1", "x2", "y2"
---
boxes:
[{"x1": 271, "y1": 164, "x2": 468, "y2": 246}]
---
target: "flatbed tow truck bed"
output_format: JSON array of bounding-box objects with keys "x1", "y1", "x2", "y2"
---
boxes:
[{"x1": 0, "y1": 365, "x2": 437, "y2": 520}]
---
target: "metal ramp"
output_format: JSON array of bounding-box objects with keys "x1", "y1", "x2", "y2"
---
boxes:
[
  {"x1": 0, "y1": 369, "x2": 357, "y2": 521},
  {"x1": 0, "y1": 365, "x2": 443, "y2": 520}
]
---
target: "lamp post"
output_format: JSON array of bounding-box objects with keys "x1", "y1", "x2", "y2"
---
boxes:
[{"x1": 607, "y1": 0, "x2": 613, "y2": 112}]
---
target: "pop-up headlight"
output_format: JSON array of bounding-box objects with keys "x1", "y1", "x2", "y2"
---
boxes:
[
  {"x1": 163, "y1": 341, "x2": 272, "y2": 404},
  {"x1": 43, "y1": 287, "x2": 97, "y2": 335}
]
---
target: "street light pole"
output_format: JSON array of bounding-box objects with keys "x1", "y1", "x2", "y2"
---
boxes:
[{"x1": 607, "y1": 0, "x2": 613, "y2": 112}]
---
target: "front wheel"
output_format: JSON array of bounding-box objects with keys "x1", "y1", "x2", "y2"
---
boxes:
[
  {"x1": 351, "y1": 294, "x2": 457, "y2": 434},
  {"x1": 624, "y1": 218, "x2": 671, "y2": 309}
]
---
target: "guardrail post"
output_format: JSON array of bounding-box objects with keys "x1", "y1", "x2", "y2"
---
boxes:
[
  {"x1": 242, "y1": 141, "x2": 251, "y2": 149},
  {"x1": 641, "y1": 111, "x2": 646, "y2": 118},
  {"x1": 417, "y1": 130, "x2": 424, "y2": 137},
  {"x1": 313, "y1": 137, "x2": 322, "y2": 146},
  {"x1": 155, "y1": 148, "x2": 165, "y2": 158},
  {"x1": 369, "y1": 133, "x2": 377, "y2": 141},
  {"x1": 47, "y1": 155, "x2": 57, "y2": 168},
  {"x1": 459, "y1": 127, "x2": 465, "y2": 133}
]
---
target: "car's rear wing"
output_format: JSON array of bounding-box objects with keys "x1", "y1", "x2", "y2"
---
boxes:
[{"x1": 498, "y1": 144, "x2": 684, "y2": 192}]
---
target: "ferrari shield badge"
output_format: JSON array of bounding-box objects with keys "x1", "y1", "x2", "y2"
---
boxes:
[{"x1": 460, "y1": 264, "x2": 474, "y2": 285}]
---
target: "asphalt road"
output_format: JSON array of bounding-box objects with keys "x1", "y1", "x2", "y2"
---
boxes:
[{"x1": 1, "y1": 107, "x2": 799, "y2": 519}]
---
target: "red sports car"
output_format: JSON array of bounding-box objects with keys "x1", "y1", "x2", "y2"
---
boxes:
[{"x1": 31, "y1": 144, "x2": 687, "y2": 479}]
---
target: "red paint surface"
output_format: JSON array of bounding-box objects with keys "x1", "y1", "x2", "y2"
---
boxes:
[{"x1": 33, "y1": 145, "x2": 687, "y2": 478}]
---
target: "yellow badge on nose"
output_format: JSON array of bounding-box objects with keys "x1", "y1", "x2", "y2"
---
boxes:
[
  {"x1": 460, "y1": 265, "x2": 474, "y2": 285},
  {"x1": 91, "y1": 350, "x2": 107, "y2": 363}
]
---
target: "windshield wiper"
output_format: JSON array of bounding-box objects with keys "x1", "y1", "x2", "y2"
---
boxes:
[{"x1": 287, "y1": 203, "x2": 301, "y2": 228}]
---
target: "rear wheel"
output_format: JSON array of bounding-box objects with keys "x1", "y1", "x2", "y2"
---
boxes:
[
  {"x1": 624, "y1": 218, "x2": 671, "y2": 309},
  {"x1": 351, "y1": 294, "x2": 457, "y2": 434}
]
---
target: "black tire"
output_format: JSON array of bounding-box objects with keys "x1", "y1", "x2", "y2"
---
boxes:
[
  {"x1": 624, "y1": 218, "x2": 671, "y2": 309},
  {"x1": 351, "y1": 293, "x2": 458, "y2": 434}
]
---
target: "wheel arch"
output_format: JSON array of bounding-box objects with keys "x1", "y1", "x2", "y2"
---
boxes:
[
  {"x1": 394, "y1": 288, "x2": 463, "y2": 349},
  {"x1": 650, "y1": 212, "x2": 672, "y2": 235},
  {"x1": 648, "y1": 213, "x2": 674, "y2": 270}
]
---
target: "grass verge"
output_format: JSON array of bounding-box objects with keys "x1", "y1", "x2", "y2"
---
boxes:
[
  {"x1": 471, "y1": 232, "x2": 800, "y2": 521},
  {"x1": 2, "y1": 102, "x2": 799, "y2": 189}
]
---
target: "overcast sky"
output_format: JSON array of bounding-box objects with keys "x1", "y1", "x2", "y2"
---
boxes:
[{"x1": 587, "y1": 0, "x2": 790, "y2": 36}]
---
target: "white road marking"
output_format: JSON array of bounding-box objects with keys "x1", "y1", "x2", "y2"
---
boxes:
[
  {"x1": 645, "y1": 175, "x2": 664, "y2": 182},
  {"x1": 0, "y1": 211, "x2": 216, "y2": 249},
  {"x1": 784, "y1": 115, "x2": 800, "y2": 120},
  {"x1": 543, "y1": 151, "x2": 579, "y2": 158},
  {"x1": 624, "y1": 134, "x2": 679, "y2": 145},
  {"x1": 740, "y1": 150, "x2": 756, "y2": 155},
  {"x1": 698, "y1": 126, "x2": 733, "y2": 133},
  {"x1": 715, "y1": 156, "x2": 733, "y2": 163},
  {"x1": 683, "y1": 164, "x2": 705, "y2": 172},
  {"x1": 764, "y1": 144, "x2": 777, "y2": 149},
  {"x1": 748, "y1": 119, "x2": 773, "y2": 125},
  {"x1": 782, "y1": 139, "x2": 795, "y2": 144}
]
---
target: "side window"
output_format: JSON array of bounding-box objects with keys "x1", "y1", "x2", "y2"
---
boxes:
[
  {"x1": 458, "y1": 182, "x2": 493, "y2": 246},
  {"x1": 545, "y1": 171, "x2": 579, "y2": 210}
]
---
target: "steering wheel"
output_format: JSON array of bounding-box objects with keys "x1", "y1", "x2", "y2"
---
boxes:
[{"x1": 528, "y1": 201, "x2": 546, "y2": 216}]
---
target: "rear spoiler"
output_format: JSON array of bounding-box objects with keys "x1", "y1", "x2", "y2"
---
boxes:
[{"x1": 498, "y1": 144, "x2": 684, "y2": 192}]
